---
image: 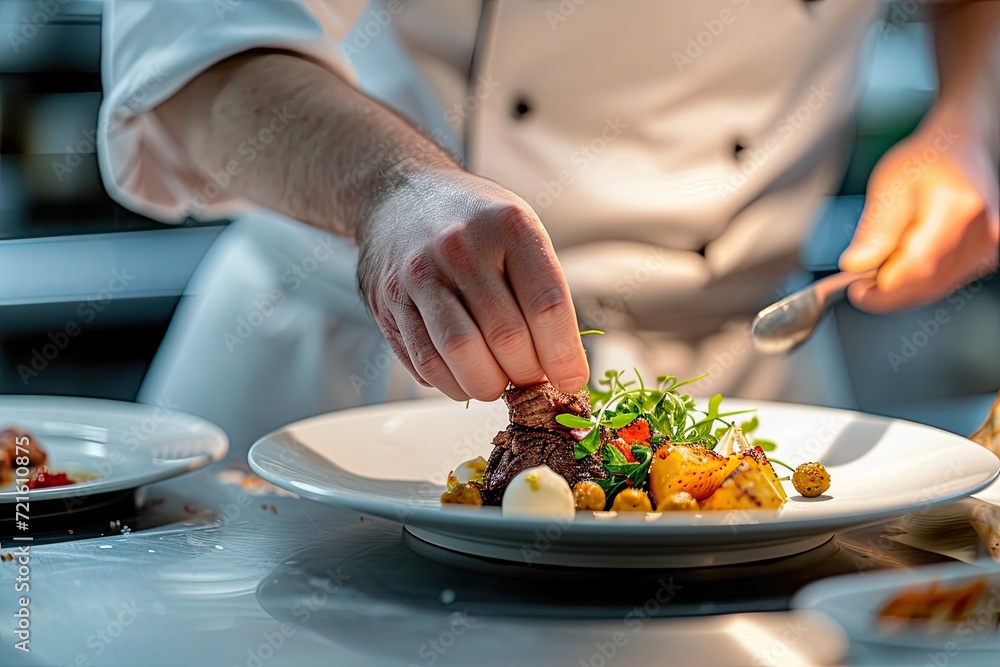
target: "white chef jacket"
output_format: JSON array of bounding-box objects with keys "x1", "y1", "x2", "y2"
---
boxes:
[{"x1": 99, "y1": 0, "x2": 880, "y2": 453}]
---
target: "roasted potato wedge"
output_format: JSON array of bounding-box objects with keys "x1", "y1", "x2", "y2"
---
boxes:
[
  {"x1": 649, "y1": 444, "x2": 742, "y2": 503},
  {"x1": 699, "y1": 455, "x2": 786, "y2": 510}
]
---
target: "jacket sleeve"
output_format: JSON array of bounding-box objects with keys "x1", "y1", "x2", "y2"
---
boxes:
[{"x1": 97, "y1": 0, "x2": 367, "y2": 222}]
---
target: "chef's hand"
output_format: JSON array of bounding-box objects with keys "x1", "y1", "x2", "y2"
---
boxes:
[
  {"x1": 357, "y1": 166, "x2": 588, "y2": 401},
  {"x1": 154, "y1": 53, "x2": 588, "y2": 402},
  {"x1": 840, "y1": 123, "x2": 999, "y2": 313}
]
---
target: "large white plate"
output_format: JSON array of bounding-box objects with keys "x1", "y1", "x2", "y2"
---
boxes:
[
  {"x1": 0, "y1": 395, "x2": 228, "y2": 504},
  {"x1": 248, "y1": 398, "x2": 1000, "y2": 568}
]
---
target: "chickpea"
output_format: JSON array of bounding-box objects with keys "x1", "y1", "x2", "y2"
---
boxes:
[
  {"x1": 610, "y1": 488, "x2": 653, "y2": 512},
  {"x1": 657, "y1": 491, "x2": 698, "y2": 512},
  {"x1": 792, "y1": 462, "x2": 831, "y2": 498},
  {"x1": 572, "y1": 481, "x2": 607, "y2": 511}
]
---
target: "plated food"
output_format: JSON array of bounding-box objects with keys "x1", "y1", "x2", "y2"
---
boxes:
[
  {"x1": 442, "y1": 371, "x2": 830, "y2": 517},
  {"x1": 795, "y1": 562, "x2": 1000, "y2": 650},
  {"x1": 0, "y1": 427, "x2": 80, "y2": 489},
  {"x1": 878, "y1": 578, "x2": 1000, "y2": 633}
]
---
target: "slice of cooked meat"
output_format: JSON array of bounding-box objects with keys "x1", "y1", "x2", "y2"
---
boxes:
[
  {"x1": 481, "y1": 425, "x2": 605, "y2": 505},
  {"x1": 504, "y1": 383, "x2": 591, "y2": 430}
]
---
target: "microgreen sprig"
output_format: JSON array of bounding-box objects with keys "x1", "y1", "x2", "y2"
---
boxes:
[{"x1": 560, "y1": 370, "x2": 756, "y2": 460}]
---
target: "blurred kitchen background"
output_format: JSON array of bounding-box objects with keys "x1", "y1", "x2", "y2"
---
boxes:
[{"x1": 0, "y1": 1, "x2": 997, "y2": 433}]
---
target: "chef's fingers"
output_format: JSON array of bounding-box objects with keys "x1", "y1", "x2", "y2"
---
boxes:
[
  {"x1": 840, "y1": 172, "x2": 917, "y2": 273},
  {"x1": 378, "y1": 308, "x2": 432, "y2": 388},
  {"x1": 405, "y1": 279, "x2": 510, "y2": 402},
  {"x1": 386, "y1": 292, "x2": 470, "y2": 400},
  {"x1": 449, "y1": 264, "x2": 546, "y2": 388},
  {"x1": 848, "y1": 188, "x2": 997, "y2": 313},
  {"x1": 502, "y1": 220, "x2": 588, "y2": 394}
]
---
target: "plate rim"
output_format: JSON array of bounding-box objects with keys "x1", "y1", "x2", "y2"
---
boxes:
[
  {"x1": 247, "y1": 397, "x2": 1000, "y2": 538},
  {"x1": 0, "y1": 394, "x2": 229, "y2": 502}
]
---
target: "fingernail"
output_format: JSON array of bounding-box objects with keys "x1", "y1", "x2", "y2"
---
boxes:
[
  {"x1": 556, "y1": 376, "x2": 586, "y2": 393},
  {"x1": 841, "y1": 247, "x2": 875, "y2": 270}
]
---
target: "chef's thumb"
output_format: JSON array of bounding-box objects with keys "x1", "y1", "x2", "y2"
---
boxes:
[{"x1": 840, "y1": 178, "x2": 916, "y2": 273}]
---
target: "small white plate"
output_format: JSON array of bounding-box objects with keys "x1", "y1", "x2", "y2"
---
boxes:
[
  {"x1": 974, "y1": 478, "x2": 1000, "y2": 505},
  {"x1": 793, "y1": 562, "x2": 1000, "y2": 650},
  {"x1": 248, "y1": 398, "x2": 1000, "y2": 568},
  {"x1": 0, "y1": 395, "x2": 228, "y2": 504}
]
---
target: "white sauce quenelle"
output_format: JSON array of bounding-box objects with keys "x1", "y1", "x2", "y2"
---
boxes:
[{"x1": 501, "y1": 465, "x2": 575, "y2": 521}]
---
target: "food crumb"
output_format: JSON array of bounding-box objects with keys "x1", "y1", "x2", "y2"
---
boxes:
[
  {"x1": 261, "y1": 503, "x2": 268, "y2": 510},
  {"x1": 269, "y1": 505, "x2": 277, "y2": 514},
  {"x1": 1, "y1": 553, "x2": 12, "y2": 562},
  {"x1": 359, "y1": 516, "x2": 365, "y2": 522}
]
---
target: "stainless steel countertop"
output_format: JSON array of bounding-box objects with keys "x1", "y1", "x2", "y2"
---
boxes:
[{"x1": 2, "y1": 454, "x2": 994, "y2": 667}]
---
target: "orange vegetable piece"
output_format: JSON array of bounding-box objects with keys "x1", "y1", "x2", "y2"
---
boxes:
[
  {"x1": 649, "y1": 444, "x2": 742, "y2": 503},
  {"x1": 618, "y1": 418, "x2": 651, "y2": 444}
]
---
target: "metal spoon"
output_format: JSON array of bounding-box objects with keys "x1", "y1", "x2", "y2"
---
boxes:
[{"x1": 751, "y1": 270, "x2": 877, "y2": 354}]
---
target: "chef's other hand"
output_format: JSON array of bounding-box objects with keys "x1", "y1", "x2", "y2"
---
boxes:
[
  {"x1": 357, "y1": 167, "x2": 589, "y2": 402},
  {"x1": 840, "y1": 125, "x2": 999, "y2": 313}
]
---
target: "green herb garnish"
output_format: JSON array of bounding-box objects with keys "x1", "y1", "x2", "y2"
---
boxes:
[
  {"x1": 568, "y1": 370, "x2": 754, "y2": 459},
  {"x1": 595, "y1": 443, "x2": 654, "y2": 502}
]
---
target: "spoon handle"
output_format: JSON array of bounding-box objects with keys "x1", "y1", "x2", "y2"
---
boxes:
[{"x1": 751, "y1": 269, "x2": 877, "y2": 354}]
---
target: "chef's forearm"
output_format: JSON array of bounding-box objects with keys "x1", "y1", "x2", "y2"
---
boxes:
[
  {"x1": 155, "y1": 51, "x2": 457, "y2": 238},
  {"x1": 929, "y1": 2, "x2": 1000, "y2": 161}
]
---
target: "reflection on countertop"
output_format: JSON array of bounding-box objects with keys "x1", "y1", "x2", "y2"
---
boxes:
[{"x1": 1, "y1": 460, "x2": 989, "y2": 666}]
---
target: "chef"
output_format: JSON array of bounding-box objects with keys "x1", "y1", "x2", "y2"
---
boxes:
[{"x1": 98, "y1": 0, "x2": 999, "y2": 453}]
